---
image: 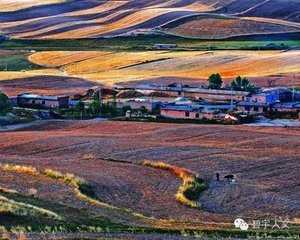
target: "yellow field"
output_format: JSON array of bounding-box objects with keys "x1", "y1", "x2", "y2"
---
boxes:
[
  {"x1": 1, "y1": 50, "x2": 300, "y2": 86},
  {"x1": 23, "y1": 50, "x2": 300, "y2": 85},
  {"x1": 0, "y1": 69, "x2": 64, "y2": 81},
  {"x1": 0, "y1": 0, "x2": 65, "y2": 12}
]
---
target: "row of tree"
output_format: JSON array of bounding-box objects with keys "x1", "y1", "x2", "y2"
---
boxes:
[
  {"x1": 61, "y1": 93, "x2": 131, "y2": 119},
  {"x1": 208, "y1": 74, "x2": 256, "y2": 92}
]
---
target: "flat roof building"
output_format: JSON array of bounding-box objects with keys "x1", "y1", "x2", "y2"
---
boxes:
[{"x1": 17, "y1": 93, "x2": 69, "y2": 109}]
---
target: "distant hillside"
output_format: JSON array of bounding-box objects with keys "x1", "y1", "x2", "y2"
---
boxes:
[{"x1": 0, "y1": 0, "x2": 299, "y2": 39}]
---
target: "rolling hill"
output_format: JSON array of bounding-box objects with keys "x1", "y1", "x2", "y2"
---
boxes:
[{"x1": 0, "y1": 0, "x2": 299, "y2": 39}]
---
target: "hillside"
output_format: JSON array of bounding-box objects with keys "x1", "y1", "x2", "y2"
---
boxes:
[
  {"x1": 0, "y1": 0, "x2": 299, "y2": 39},
  {"x1": 0, "y1": 120, "x2": 299, "y2": 239}
]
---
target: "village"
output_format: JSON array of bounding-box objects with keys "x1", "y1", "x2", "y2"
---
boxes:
[{"x1": 1, "y1": 74, "x2": 300, "y2": 126}]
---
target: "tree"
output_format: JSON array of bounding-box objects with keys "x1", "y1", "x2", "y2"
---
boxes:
[
  {"x1": 88, "y1": 100, "x2": 101, "y2": 116},
  {"x1": 0, "y1": 93, "x2": 12, "y2": 115},
  {"x1": 75, "y1": 101, "x2": 85, "y2": 119},
  {"x1": 231, "y1": 76, "x2": 255, "y2": 92},
  {"x1": 208, "y1": 74, "x2": 223, "y2": 89}
]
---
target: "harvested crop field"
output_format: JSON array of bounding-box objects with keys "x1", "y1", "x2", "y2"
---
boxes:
[
  {"x1": 24, "y1": 50, "x2": 300, "y2": 87},
  {"x1": 166, "y1": 16, "x2": 300, "y2": 39},
  {"x1": 0, "y1": 0, "x2": 299, "y2": 39},
  {"x1": 0, "y1": 0, "x2": 65, "y2": 12},
  {"x1": 0, "y1": 75, "x2": 99, "y2": 96},
  {"x1": 0, "y1": 120, "x2": 299, "y2": 230}
]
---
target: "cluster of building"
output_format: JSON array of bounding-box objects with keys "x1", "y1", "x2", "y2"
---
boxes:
[
  {"x1": 6, "y1": 83, "x2": 300, "y2": 122},
  {"x1": 116, "y1": 84, "x2": 300, "y2": 121},
  {"x1": 237, "y1": 87, "x2": 300, "y2": 116}
]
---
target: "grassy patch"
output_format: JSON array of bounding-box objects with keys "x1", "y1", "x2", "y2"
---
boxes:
[
  {"x1": 142, "y1": 161, "x2": 206, "y2": 208},
  {"x1": 0, "y1": 53, "x2": 43, "y2": 71},
  {"x1": 0, "y1": 195, "x2": 61, "y2": 220},
  {"x1": 0, "y1": 192, "x2": 130, "y2": 233},
  {"x1": 1, "y1": 33, "x2": 300, "y2": 51}
]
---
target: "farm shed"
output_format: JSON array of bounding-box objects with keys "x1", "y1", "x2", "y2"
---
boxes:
[
  {"x1": 136, "y1": 84, "x2": 250, "y2": 102},
  {"x1": 116, "y1": 98, "x2": 162, "y2": 112},
  {"x1": 236, "y1": 102, "x2": 268, "y2": 113},
  {"x1": 17, "y1": 93, "x2": 69, "y2": 109},
  {"x1": 160, "y1": 105, "x2": 215, "y2": 120}
]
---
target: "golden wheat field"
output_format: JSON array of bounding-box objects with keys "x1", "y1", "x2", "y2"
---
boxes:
[{"x1": 26, "y1": 50, "x2": 300, "y2": 86}]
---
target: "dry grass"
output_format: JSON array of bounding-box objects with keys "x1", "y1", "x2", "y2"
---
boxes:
[
  {"x1": 0, "y1": 164, "x2": 140, "y2": 215},
  {"x1": 142, "y1": 161, "x2": 205, "y2": 208},
  {"x1": 82, "y1": 153, "x2": 98, "y2": 160},
  {"x1": 0, "y1": 164, "x2": 38, "y2": 175},
  {"x1": 43, "y1": 169, "x2": 86, "y2": 188},
  {"x1": 0, "y1": 195, "x2": 62, "y2": 220},
  {"x1": 0, "y1": 186, "x2": 18, "y2": 194}
]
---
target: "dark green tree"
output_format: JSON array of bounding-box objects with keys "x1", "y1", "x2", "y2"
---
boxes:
[
  {"x1": 88, "y1": 100, "x2": 101, "y2": 116},
  {"x1": 208, "y1": 74, "x2": 223, "y2": 89},
  {"x1": 0, "y1": 93, "x2": 12, "y2": 115},
  {"x1": 75, "y1": 101, "x2": 85, "y2": 119},
  {"x1": 231, "y1": 76, "x2": 255, "y2": 92}
]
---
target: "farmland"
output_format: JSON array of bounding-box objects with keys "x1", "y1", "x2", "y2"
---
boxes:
[
  {"x1": 27, "y1": 49, "x2": 300, "y2": 87},
  {"x1": 1, "y1": 47, "x2": 300, "y2": 94},
  {"x1": 0, "y1": 1, "x2": 300, "y2": 239},
  {"x1": 0, "y1": 0, "x2": 299, "y2": 39},
  {"x1": 1, "y1": 0, "x2": 65, "y2": 12},
  {"x1": 0, "y1": 120, "x2": 299, "y2": 238}
]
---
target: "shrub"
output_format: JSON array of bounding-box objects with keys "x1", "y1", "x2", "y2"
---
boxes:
[
  {"x1": 142, "y1": 161, "x2": 206, "y2": 208},
  {"x1": 0, "y1": 164, "x2": 37, "y2": 175},
  {"x1": 82, "y1": 153, "x2": 97, "y2": 160},
  {"x1": 0, "y1": 196, "x2": 61, "y2": 220},
  {"x1": 0, "y1": 93, "x2": 12, "y2": 116}
]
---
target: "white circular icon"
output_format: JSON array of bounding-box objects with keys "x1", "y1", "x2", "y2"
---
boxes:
[
  {"x1": 234, "y1": 218, "x2": 249, "y2": 231},
  {"x1": 234, "y1": 218, "x2": 245, "y2": 228},
  {"x1": 240, "y1": 222, "x2": 249, "y2": 231}
]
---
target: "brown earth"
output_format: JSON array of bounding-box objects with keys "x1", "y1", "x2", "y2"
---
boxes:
[
  {"x1": 0, "y1": 75, "x2": 99, "y2": 97},
  {"x1": 0, "y1": 120, "x2": 299, "y2": 227},
  {"x1": 166, "y1": 17, "x2": 300, "y2": 39}
]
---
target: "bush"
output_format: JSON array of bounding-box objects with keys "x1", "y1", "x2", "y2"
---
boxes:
[{"x1": 0, "y1": 93, "x2": 12, "y2": 115}]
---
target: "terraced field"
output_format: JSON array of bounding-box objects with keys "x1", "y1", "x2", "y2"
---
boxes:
[{"x1": 0, "y1": 120, "x2": 299, "y2": 238}]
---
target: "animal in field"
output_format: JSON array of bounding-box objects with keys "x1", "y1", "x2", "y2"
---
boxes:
[{"x1": 224, "y1": 174, "x2": 235, "y2": 181}]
